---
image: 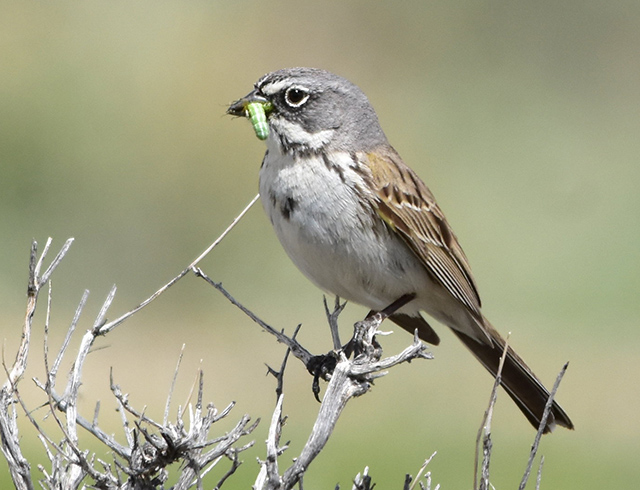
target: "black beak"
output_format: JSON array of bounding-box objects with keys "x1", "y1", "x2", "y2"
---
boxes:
[{"x1": 227, "y1": 90, "x2": 270, "y2": 117}]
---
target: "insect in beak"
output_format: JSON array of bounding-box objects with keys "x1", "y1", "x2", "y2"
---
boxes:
[{"x1": 227, "y1": 93, "x2": 273, "y2": 141}]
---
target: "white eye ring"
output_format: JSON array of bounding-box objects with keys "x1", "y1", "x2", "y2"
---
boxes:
[{"x1": 284, "y1": 86, "x2": 310, "y2": 107}]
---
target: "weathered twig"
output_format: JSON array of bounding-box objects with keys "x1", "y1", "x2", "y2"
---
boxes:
[
  {"x1": 196, "y1": 264, "x2": 434, "y2": 489},
  {"x1": 408, "y1": 451, "x2": 438, "y2": 490},
  {"x1": 193, "y1": 268, "x2": 314, "y2": 366},
  {"x1": 2, "y1": 232, "x2": 264, "y2": 489},
  {"x1": 277, "y1": 317, "x2": 430, "y2": 489},
  {"x1": 164, "y1": 344, "x2": 186, "y2": 427},
  {"x1": 254, "y1": 394, "x2": 286, "y2": 490},
  {"x1": 98, "y1": 193, "x2": 260, "y2": 334},
  {"x1": 536, "y1": 455, "x2": 545, "y2": 490},
  {"x1": 352, "y1": 467, "x2": 373, "y2": 490},
  {"x1": 268, "y1": 324, "x2": 301, "y2": 404},
  {"x1": 519, "y1": 362, "x2": 569, "y2": 490},
  {"x1": 348, "y1": 451, "x2": 439, "y2": 490},
  {"x1": 323, "y1": 295, "x2": 347, "y2": 351},
  {"x1": 1, "y1": 238, "x2": 73, "y2": 490},
  {"x1": 474, "y1": 335, "x2": 510, "y2": 490}
]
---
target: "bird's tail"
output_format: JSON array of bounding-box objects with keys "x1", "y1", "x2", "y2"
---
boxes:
[{"x1": 451, "y1": 319, "x2": 574, "y2": 433}]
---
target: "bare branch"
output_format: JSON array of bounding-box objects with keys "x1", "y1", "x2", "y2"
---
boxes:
[
  {"x1": 536, "y1": 455, "x2": 545, "y2": 490},
  {"x1": 474, "y1": 335, "x2": 509, "y2": 490},
  {"x1": 279, "y1": 316, "x2": 431, "y2": 490},
  {"x1": 1, "y1": 238, "x2": 75, "y2": 490},
  {"x1": 254, "y1": 394, "x2": 285, "y2": 490},
  {"x1": 3, "y1": 237, "x2": 261, "y2": 489},
  {"x1": 164, "y1": 344, "x2": 186, "y2": 426},
  {"x1": 188, "y1": 193, "x2": 260, "y2": 269},
  {"x1": 408, "y1": 452, "x2": 438, "y2": 490},
  {"x1": 32, "y1": 238, "x2": 52, "y2": 284},
  {"x1": 2, "y1": 226, "x2": 570, "y2": 489},
  {"x1": 519, "y1": 362, "x2": 569, "y2": 490},
  {"x1": 39, "y1": 238, "x2": 74, "y2": 286},
  {"x1": 323, "y1": 296, "x2": 347, "y2": 351},
  {"x1": 214, "y1": 449, "x2": 242, "y2": 490},
  {"x1": 266, "y1": 324, "x2": 301, "y2": 402},
  {"x1": 352, "y1": 467, "x2": 372, "y2": 490},
  {"x1": 98, "y1": 194, "x2": 260, "y2": 334},
  {"x1": 194, "y1": 268, "x2": 314, "y2": 366},
  {"x1": 196, "y1": 273, "x2": 434, "y2": 490}
]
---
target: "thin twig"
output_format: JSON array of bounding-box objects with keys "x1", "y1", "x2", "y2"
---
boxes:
[
  {"x1": 164, "y1": 344, "x2": 186, "y2": 426},
  {"x1": 193, "y1": 269, "x2": 314, "y2": 366},
  {"x1": 323, "y1": 296, "x2": 347, "y2": 351},
  {"x1": 188, "y1": 193, "x2": 260, "y2": 268},
  {"x1": 536, "y1": 455, "x2": 544, "y2": 490},
  {"x1": 519, "y1": 363, "x2": 569, "y2": 490},
  {"x1": 1, "y1": 238, "x2": 74, "y2": 490},
  {"x1": 279, "y1": 318, "x2": 430, "y2": 490},
  {"x1": 214, "y1": 449, "x2": 241, "y2": 490},
  {"x1": 267, "y1": 324, "x2": 301, "y2": 401},
  {"x1": 98, "y1": 194, "x2": 260, "y2": 333},
  {"x1": 474, "y1": 335, "x2": 510, "y2": 490},
  {"x1": 40, "y1": 238, "x2": 74, "y2": 286},
  {"x1": 408, "y1": 452, "x2": 438, "y2": 490},
  {"x1": 33, "y1": 238, "x2": 53, "y2": 283},
  {"x1": 265, "y1": 394, "x2": 285, "y2": 489},
  {"x1": 42, "y1": 385, "x2": 130, "y2": 458},
  {"x1": 51, "y1": 290, "x2": 89, "y2": 384}
]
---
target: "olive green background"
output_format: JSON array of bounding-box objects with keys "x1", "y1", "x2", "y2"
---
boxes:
[{"x1": 1, "y1": 1, "x2": 639, "y2": 488}]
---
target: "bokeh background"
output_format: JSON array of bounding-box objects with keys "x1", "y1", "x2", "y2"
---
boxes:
[{"x1": 2, "y1": 1, "x2": 639, "y2": 488}]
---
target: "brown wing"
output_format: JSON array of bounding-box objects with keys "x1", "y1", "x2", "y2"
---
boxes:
[
  {"x1": 357, "y1": 148, "x2": 575, "y2": 432},
  {"x1": 361, "y1": 147, "x2": 482, "y2": 317}
]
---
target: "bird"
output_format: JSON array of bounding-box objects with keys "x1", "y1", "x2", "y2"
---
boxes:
[{"x1": 227, "y1": 67, "x2": 573, "y2": 433}]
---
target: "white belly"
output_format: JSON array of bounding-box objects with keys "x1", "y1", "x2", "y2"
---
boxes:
[{"x1": 259, "y1": 148, "x2": 432, "y2": 312}]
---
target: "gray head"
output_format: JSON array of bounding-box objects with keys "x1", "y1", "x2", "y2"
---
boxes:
[{"x1": 232, "y1": 68, "x2": 388, "y2": 154}]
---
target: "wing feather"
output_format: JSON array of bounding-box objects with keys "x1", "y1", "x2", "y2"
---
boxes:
[{"x1": 362, "y1": 147, "x2": 482, "y2": 316}]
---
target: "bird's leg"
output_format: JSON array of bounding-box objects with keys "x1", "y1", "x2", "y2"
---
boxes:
[
  {"x1": 309, "y1": 293, "x2": 416, "y2": 402},
  {"x1": 343, "y1": 293, "x2": 417, "y2": 358},
  {"x1": 378, "y1": 292, "x2": 417, "y2": 319}
]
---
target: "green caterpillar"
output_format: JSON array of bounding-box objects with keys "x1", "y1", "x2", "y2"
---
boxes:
[{"x1": 246, "y1": 102, "x2": 271, "y2": 140}]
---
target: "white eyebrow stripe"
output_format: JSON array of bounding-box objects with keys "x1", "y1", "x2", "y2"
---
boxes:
[
  {"x1": 260, "y1": 80, "x2": 290, "y2": 95},
  {"x1": 261, "y1": 81, "x2": 310, "y2": 97}
]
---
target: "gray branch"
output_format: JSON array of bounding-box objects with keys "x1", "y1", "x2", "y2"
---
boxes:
[
  {"x1": 246, "y1": 306, "x2": 433, "y2": 490},
  {"x1": 1, "y1": 239, "x2": 257, "y2": 489},
  {"x1": 2, "y1": 229, "x2": 571, "y2": 489},
  {"x1": 1, "y1": 238, "x2": 73, "y2": 490}
]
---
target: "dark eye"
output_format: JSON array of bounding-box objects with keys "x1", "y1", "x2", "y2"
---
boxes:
[{"x1": 284, "y1": 87, "x2": 310, "y2": 107}]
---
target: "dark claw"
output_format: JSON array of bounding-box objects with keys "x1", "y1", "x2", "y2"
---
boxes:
[
  {"x1": 307, "y1": 353, "x2": 338, "y2": 402},
  {"x1": 305, "y1": 295, "x2": 416, "y2": 401},
  {"x1": 312, "y1": 373, "x2": 321, "y2": 402}
]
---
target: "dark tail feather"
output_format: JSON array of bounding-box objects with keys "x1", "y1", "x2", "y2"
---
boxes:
[
  {"x1": 451, "y1": 323, "x2": 574, "y2": 433},
  {"x1": 389, "y1": 313, "x2": 441, "y2": 345}
]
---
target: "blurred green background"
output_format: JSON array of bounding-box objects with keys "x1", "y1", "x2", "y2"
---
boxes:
[{"x1": 1, "y1": 1, "x2": 639, "y2": 488}]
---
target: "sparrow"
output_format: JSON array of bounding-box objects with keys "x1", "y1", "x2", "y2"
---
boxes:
[{"x1": 228, "y1": 67, "x2": 573, "y2": 433}]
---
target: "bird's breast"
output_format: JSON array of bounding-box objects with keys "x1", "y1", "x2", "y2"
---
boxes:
[{"x1": 258, "y1": 149, "x2": 431, "y2": 311}]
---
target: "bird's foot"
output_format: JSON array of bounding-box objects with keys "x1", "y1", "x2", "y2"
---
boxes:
[
  {"x1": 307, "y1": 351, "x2": 339, "y2": 402},
  {"x1": 308, "y1": 293, "x2": 417, "y2": 401},
  {"x1": 344, "y1": 292, "x2": 417, "y2": 358},
  {"x1": 341, "y1": 322, "x2": 382, "y2": 359}
]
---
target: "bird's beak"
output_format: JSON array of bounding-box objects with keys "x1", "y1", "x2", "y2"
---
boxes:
[
  {"x1": 227, "y1": 90, "x2": 274, "y2": 140},
  {"x1": 227, "y1": 90, "x2": 271, "y2": 117}
]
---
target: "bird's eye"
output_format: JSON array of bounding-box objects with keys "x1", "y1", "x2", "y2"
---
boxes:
[{"x1": 284, "y1": 87, "x2": 310, "y2": 107}]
